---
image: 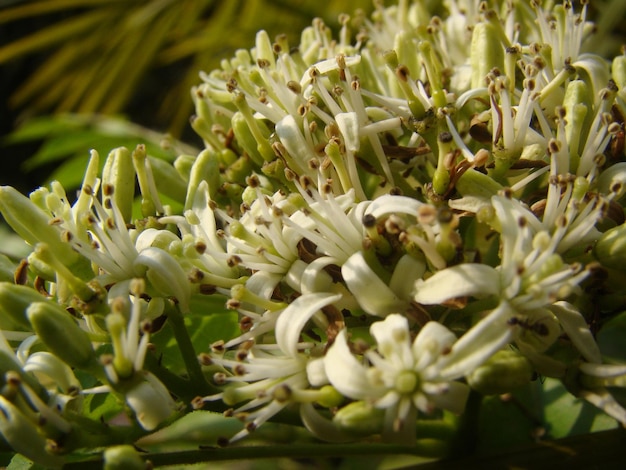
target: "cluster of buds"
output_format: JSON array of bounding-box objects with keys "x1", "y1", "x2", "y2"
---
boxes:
[{"x1": 1, "y1": 0, "x2": 626, "y2": 466}]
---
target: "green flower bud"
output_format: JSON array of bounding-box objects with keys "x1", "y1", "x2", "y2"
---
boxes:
[
  {"x1": 470, "y1": 22, "x2": 504, "y2": 89},
  {"x1": 148, "y1": 156, "x2": 187, "y2": 207},
  {"x1": 563, "y1": 80, "x2": 591, "y2": 171},
  {"x1": 103, "y1": 445, "x2": 146, "y2": 470},
  {"x1": 0, "y1": 396, "x2": 65, "y2": 469},
  {"x1": 173, "y1": 154, "x2": 195, "y2": 183},
  {"x1": 101, "y1": 147, "x2": 136, "y2": 223},
  {"x1": 0, "y1": 349, "x2": 45, "y2": 398},
  {"x1": 0, "y1": 186, "x2": 78, "y2": 264},
  {"x1": 466, "y1": 349, "x2": 534, "y2": 395},
  {"x1": 132, "y1": 144, "x2": 163, "y2": 217},
  {"x1": 184, "y1": 149, "x2": 221, "y2": 211},
  {"x1": 232, "y1": 94, "x2": 274, "y2": 163},
  {"x1": 26, "y1": 301, "x2": 96, "y2": 370},
  {"x1": 0, "y1": 254, "x2": 16, "y2": 283},
  {"x1": 594, "y1": 223, "x2": 626, "y2": 270},
  {"x1": 333, "y1": 401, "x2": 384, "y2": 437},
  {"x1": 0, "y1": 282, "x2": 49, "y2": 330},
  {"x1": 135, "y1": 411, "x2": 244, "y2": 451},
  {"x1": 612, "y1": 54, "x2": 626, "y2": 101}
]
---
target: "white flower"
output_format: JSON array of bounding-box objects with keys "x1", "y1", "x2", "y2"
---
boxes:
[
  {"x1": 325, "y1": 314, "x2": 470, "y2": 443},
  {"x1": 414, "y1": 193, "x2": 601, "y2": 370},
  {"x1": 196, "y1": 292, "x2": 343, "y2": 442}
]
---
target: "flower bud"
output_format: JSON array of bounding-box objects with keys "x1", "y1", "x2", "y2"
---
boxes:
[
  {"x1": 594, "y1": 223, "x2": 626, "y2": 270},
  {"x1": 612, "y1": 54, "x2": 626, "y2": 101},
  {"x1": 26, "y1": 301, "x2": 96, "y2": 370},
  {"x1": 101, "y1": 147, "x2": 135, "y2": 223},
  {"x1": 0, "y1": 186, "x2": 78, "y2": 264},
  {"x1": 184, "y1": 149, "x2": 221, "y2": 211},
  {"x1": 466, "y1": 349, "x2": 534, "y2": 395},
  {"x1": 103, "y1": 445, "x2": 147, "y2": 470},
  {"x1": 149, "y1": 156, "x2": 187, "y2": 206},
  {"x1": 135, "y1": 410, "x2": 244, "y2": 451},
  {"x1": 0, "y1": 396, "x2": 65, "y2": 468},
  {"x1": 333, "y1": 401, "x2": 384, "y2": 437},
  {"x1": 125, "y1": 372, "x2": 178, "y2": 431},
  {"x1": 0, "y1": 282, "x2": 48, "y2": 330},
  {"x1": 470, "y1": 22, "x2": 504, "y2": 89},
  {"x1": 232, "y1": 94, "x2": 275, "y2": 162}
]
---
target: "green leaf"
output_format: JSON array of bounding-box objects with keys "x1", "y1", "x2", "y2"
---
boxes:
[
  {"x1": 597, "y1": 311, "x2": 626, "y2": 363},
  {"x1": 150, "y1": 296, "x2": 238, "y2": 376},
  {"x1": 541, "y1": 378, "x2": 618, "y2": 438}
]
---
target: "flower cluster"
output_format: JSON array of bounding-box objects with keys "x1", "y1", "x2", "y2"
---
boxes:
[{"x1": 1, "y1": 0, "x2": 626, "y2": 466}]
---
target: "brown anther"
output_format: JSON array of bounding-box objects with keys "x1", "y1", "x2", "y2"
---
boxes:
[
  {"x1": 191, "y1": 396, "x2": 206, "y2": 410},
  {"x1": 239, "y1": 316, "x2": 253, "y2": 332},
  {"x1": 227, "y1": 255, "x2": 242, "y2": 267},
  {"x1": 198, "y1": 353, "x2": 213, "y2": 366},
  {"x1": 235, "y1": 349, "x2": 248, "y2": 362},
  {"x1": 213, "y1": 372, "x2": 227, "y2": 385}
]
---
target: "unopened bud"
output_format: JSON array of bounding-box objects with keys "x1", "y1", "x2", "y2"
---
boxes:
[
  {"x1": 26, "y1": 301, "x2": 96, "y2": 370},
  {"x1": 467, "y1": 349, "x2": 534, "y2": 395},
  {"x1": 594, "y1": 223, "x2": 626, "y2": 270},
  {"x1": 0, "y1": 396, "x2": 65, "y2": 468},
  {"x1": 103, "y1": 445, "x2": 147, "y2": 470},
  {"x1": 333, "y1": 401, "x2": 384, "y2": 436}
]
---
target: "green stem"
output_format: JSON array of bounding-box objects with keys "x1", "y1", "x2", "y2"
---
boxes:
[
  {"x1": 63, "y1": 442, "x2": 447, "y2": 468},
  {"x1": 449, "y1": 389, "x2": 483, "y2": 458},
  {"x1": 165, "y1": 303, "x2": 212, "y2": 395}
]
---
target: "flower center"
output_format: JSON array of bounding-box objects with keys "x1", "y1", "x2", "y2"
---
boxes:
[{"x1": 396, "y1": 370, "x2": 420, "y2": 395}]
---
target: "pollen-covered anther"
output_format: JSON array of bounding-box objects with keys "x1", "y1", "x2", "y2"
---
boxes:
[
  {"x1": 235, "y1": 349, "x2": 248, "y2": 361},
  {"x1": 239, "y1": 316, "x2": 253, "y2": 332},
  {"x1": 191, "y1": 396, "x2": 207, "y2": 409},
  {"x1": 188, "y1": 268, "x2": 204, "y2": 283},
  {"x1": 226, "y1": 299, "x2": 241, "y2": 310},
  {"x1": 213, "y1": 372, "x2": 227, "y2": 385},
  {"x1": 417, "y1": 205, "x2": 437, "y2": 224},
  {"x1": 385, "y1": 215, "x2": 405, "y2": 234},
  {"x1": 246, "y1": 175, "x2": 260, "y2": 188},
  {"x1": 211, "y1": 340, "x2": 225, "y2": 353},
  {"x1": 233, "y1": 364, "x2": 246, "y2": 376},
  {"x1": 141, "y1": 320, "x2": 152, "y2": 334},
  {"x1": 198, "y1": 353, "x2": 213, "y2": 366},
  {"x1": 227, "y1": 255, "x2": 242, "y2": 267}
]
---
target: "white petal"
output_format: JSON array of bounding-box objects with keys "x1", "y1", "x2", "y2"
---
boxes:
[
  {"x1": 306, "y1": 357, "x2": 328, "y2": 387},
  {"x1": 550, "y1": 301, "x2": 601, "y2": 363},
  {"x1": 365, "y1": 194, "x2": 424, "y2": 219},
  {"x1": 324, "y1": 329, "x2": 380, "y2": 400},
  {"x1": 414, "y1": 263, "x2": 500, "y2": 305},
  {"x1": 342, "y1": 252, "x2": 408, "y2": 317},
  {"x1": 429, "y1": 380, "x2": 470, "y2": 414},
  {"x1": 126, "y1": 372, "x2": 178, "y2": 431},
  {"x1": 336, "y1": 112, "x2": 360, "y2": 152},
  {"x1": 580, "y1": 388, "x2": 626, "y2": 425},
  {"x1": 412, "y1": 321, "x2": 457, "y2": 359},
  {"x1": 299, "y1": 402, "x2": 355, "y2": 443},
  {"x1": 438, "y1": 301, "x2": 515, "y2": 380},
  {"x1": 275, "y1": 292, "x2": 342, "y2": 358},
  {"x1": 134, "y1": 247, "x2": 191, "y2": 312},
  {"x1": 370, "y1": 314, "x2": 412, "y2": 366},
  {"x1": 579, "y1": 363, "x2": 626, "y2": 378},
  {"x1": 389, "y1": 255, "x2": 426, "y2": 301}
]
